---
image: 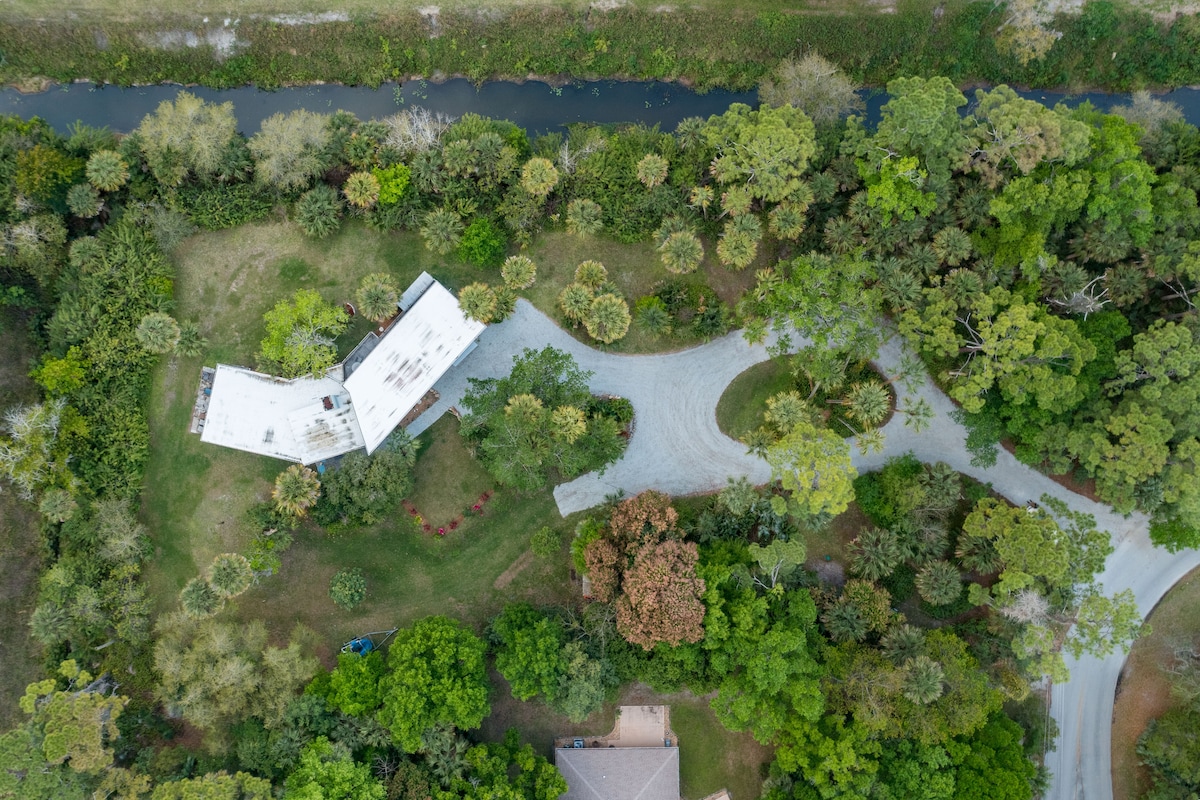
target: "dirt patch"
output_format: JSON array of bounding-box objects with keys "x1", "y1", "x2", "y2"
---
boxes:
[
  {"x1": 494, "y1": 550, "x2": 534, "y2": 590},
  {"x1": 1110, "y1": 567, "x2": 1200, "y2": 800}
]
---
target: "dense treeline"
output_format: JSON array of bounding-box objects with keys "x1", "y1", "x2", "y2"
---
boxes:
[
  {"x1": 1, "y1": 0, "x2": 1200, "y2": 91},
  {"x1": 2, "y1": 57, "x2": 1199, "y2": 798}
]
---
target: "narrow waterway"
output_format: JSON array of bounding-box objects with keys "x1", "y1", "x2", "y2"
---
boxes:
[{"x1": 2, "y1": 77, "x2": 1199, "y2": 134}]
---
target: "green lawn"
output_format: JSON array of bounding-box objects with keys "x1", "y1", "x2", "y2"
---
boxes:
[
  {"x1": 0, "y1": 311, "x2": 45, "y2": 731},
  {"x1": 715, "y1": 358, "x2": 796, "y2": 441},
  {"x1": 142, "y1": 220, "x2": 597, "y2": 652}
]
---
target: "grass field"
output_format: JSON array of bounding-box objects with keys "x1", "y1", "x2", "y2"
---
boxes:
[
  {"x1": 0, "y1": 311, "x2": 46, "y2": 731},
  {"x1": 144, "y1": 219, "x2": 678, "y2": 653},
  {"x1": 715, "y1": 358, "x2": 795, "y2": 441},
  {"x1": 1111, "y1": 567, "x2": 1200, "y2": 800}
]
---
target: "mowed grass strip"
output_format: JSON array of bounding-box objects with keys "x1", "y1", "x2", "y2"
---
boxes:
[{"x1": 1111, "y1": 567, "x2": 1200, "y2": 800}]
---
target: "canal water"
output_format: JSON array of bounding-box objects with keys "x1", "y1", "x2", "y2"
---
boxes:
[{"x1": 2, "y1": 78, "x2": 1199, "y2": 134}]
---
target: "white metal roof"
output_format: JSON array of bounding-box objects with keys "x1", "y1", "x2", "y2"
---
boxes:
[
  {"x1": 555, "y1": 748, "x2": 679, "y2": 800},
  {"x1": 344, "y1": 279, "x2": 486, "y2": 453},
  {"x1": 200, "y1": 366, "x2": 365, "y2": 463}
]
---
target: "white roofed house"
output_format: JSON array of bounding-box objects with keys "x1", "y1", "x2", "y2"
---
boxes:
[{"x1": 194, "y1": 274, "x2": 485, "y2": 464}]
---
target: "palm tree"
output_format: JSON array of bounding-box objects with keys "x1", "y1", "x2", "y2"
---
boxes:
[
  {"x1": 915, "y1": 560, "x2": 963, "y2": 607},
  {"x1": 716, "y1": 230, "x2": 757, "y2": 270},
  {"x1": 932, "y1": 226, "x2": 973, "y2": 266},
  {"x1": 565, "y1": 198, "x2": 603, "y2": 237},
  {"x1": 295, "y1": 184, "x2": 343, "y2": 239},
  {"x1": 176, "y1": 321, "x2": 208, "y2": 358},
  {"x1": 343, "y1": 171, "x2": 381, "y2": 209},
  {"x1": 208, "y1": 553, "x2": 254, "y2": 598},
  {"x1": 180, "y1": 577, "x2": 223, "y2": 619},
  {"x1": 901, "y1": 656, "x2": 945, "y2": 705},
  {"x1": 550, "y1": 406, "x2": 587, "y2": 444},
  {"x1": 67, "y1": 183, "x2": 102, "y2": 218},
  {"x1": 356, "y1": 273, "x2": 400, "y2": 324},
  {"x1": 956, "y1": 531, "x2": 1003, "y2": 575},
  {"x1": 520, "y1": 157, "x2": 560, "y2": 198},
  {"x1": 505, "y1": 393, "x2": 545, "y2": 424},
  {"x1": 636, "y1": 153, "x2": 669, "y2": 188},
  {"x1": 900, "y1": 398, "x2": 934, "y2": 433},
  {"x1": 880, "y1": 624, "x2": 925, "y2": 664},
  {"x1": 635, "y1": 297, "x2": 671, "y2": 336},
  {"x1": 823, "y1": 216, "x2": 859, "y2": 255},
  {"x1": 822, "y1": 600, "x2": 868, "y2": 643},
  {"x1": 420, "y1": 724, "x2": 470, "y2": 788},
  {"x1": 28, "y1": 602, "x2": 72, "y2": 646},
  {"x1": 458, "y1": 283, "x2": 498, "y2": 324},
  {"x1": 904, "y1": 243, "x2": 939, "y2": 277},
  {"x1": 943, "y1": 268, "x2": 984, "y2": 309},
  {"x1": 847, "y1": 528, "x2": 904, "y2": 581},
  {"x1": 38, "y1": 488, "x2": 78, "y2": 523},
  {"x1": 136, "y1": 312, "x2": 182, "y2": 354},
  {"x1": 720, "y1": 185, "x2": 753, "y2": 217},
  {"x1": 273, "y1": 464, "x2": 321, "y2": 519},
  {"x1": 419, "y1": 208, "x2": 463, "y2": 255},
  {"x1": 574, "y1": 260, "x2": 608, "y2": 290},
  {"x1": 86, "y1": 150, "x2": 129, "y2": 192},
  {"x1": 688, "y1": 185, "x2": 714, "y2": 217},
  {"x1": 764, "y1": 390, "x2": 810, "y2": 436},
  {"x1": 584, "y1": 294, "x2": 631, "y2": 344},
  {"x1": 501, "y1": 255, "x2": 537, "y2": 289},
  {"x1": 558, "y1": 283, "x2": 594, "y2": 323},
  {"x1": 658, "y1": 230, "x2": 704, "y2": 275},
  {"x1": 845, "y1": 381, "x2": 892, "y2": 428},
  {"x1": 768, "y1": 201, "x2": 807, "y2": 240},
  {"x1": 441, "y1": 139, "x2": 477, "y2": 178}
]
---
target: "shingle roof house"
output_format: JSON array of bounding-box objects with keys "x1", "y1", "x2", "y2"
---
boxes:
[
  {"x1": 554, "y1": 747, "x2": 680, "y2": 800},
  {"x1": 197, "y1": 274, "x2": 484, "y2": 463},
  {"x1": 554, "y1": 706, "x2": 680, "y2": 800}
]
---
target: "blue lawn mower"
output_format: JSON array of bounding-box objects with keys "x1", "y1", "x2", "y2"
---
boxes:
[{"x1": 340, "y1": 628, "x2": 399, "y2": 656}]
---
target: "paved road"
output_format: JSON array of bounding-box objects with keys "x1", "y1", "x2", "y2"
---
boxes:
[{"x1": 413, "y1": 303, "x2": 1199, "y2": 799}]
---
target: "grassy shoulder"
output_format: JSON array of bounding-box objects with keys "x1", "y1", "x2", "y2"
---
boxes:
[
  {"x1": 2, "y1": 0, "x2": 1197, "y2": 92},
  {"x1": 1111, "y1": 566, "x2": 1200, "y2": 800},
  {"x1": 0, "y1": 311, "x2": 46, "y2": 731}
]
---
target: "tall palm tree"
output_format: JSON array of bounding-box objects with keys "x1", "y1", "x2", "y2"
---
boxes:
[
  {"x1": 574, "y1": 260, "x2": 608, "y2": 289},
  {"x1": 847, "y1": 527, "x2": 904, "y2": 581},
  {"x1": 565, "y1": 198, "x2": 603, "y2": 237},
  {"x1": 584, "y1": 294, "x2": 631, "y2": 344},
  {"x1": 273, "y1": 464, "x2": 321, "y2": 519},
  {"x1": 501, "y1": 255, "x2": 537, "y2": 290},
  {"x1": 86, "y1": 150, "x2": 129, "y2": 192},
  {"x1": 558, "y1": 283, "x2": 594, "y2": 323},
  {"x1": 716, "y1": 230, "x2": 757, "y2": 270},
  {"x1": 636, "y1": 153, "x2": 669, "y2": 188},
  {"x1": 38, "y1": 488, "x2": 78, "y2": 523},
  {"x1": 956, "y1": 531, "x2": 1003, "y2": 575},
  {"x1": 822, "y1": 600, "x2": 868, "y2": 644},
  {"x1": 356, "y1": 273, "x2": 400, "y2": 324},
  {"x1": 295, "y1": 184, "x2": 343, "y2": 239},
  {"x1": 520, "y1": 157, "x2": 560, "y2": 198},
  {"x1": 136, "y1": 312, "x2": 182, "y2": 354},
  {"x1": 208, "y1": 553, "x2": 254, "y2": 598},
  {"x1": 901, "y1": 655, "x2": 945, "y2": 705},
  {"x1": 932, "y1": 226, "x2": 973, "y2": 266},
  {"x1": 768, "y1": 201, "x2": 807, "y2": 240},
  {"x1": 915, "y1": 560, "x2": 963, "y2": 607},
  {"x1": 343, "y1": 171, "x2": 381, "y2": 209},
  {"x1": 67, "y1": 183, "x2": 102, "y2": 218},
  {"x1": 846, "y1": 381, "x2": 892, "y2": 428},
  {"x1": 881, "y1": 624, "x2": 926, "y2": 664},
  {"x1": 458, "y1": 283, "x2": 499, "y2": 324},
  {"x1": 658, "y1": 230, "x2": 704, "y2": 275},
  {"x1": 419, "y1": 208, "x2": 463, "y2": 255},
  {"x1": 180, "y1": 577, "x2": 223, "y2": 619}
]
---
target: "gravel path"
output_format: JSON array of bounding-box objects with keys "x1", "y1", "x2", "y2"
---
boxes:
[{"x1": 412, "y1": 302, "x2": 1197, "y2": 800}]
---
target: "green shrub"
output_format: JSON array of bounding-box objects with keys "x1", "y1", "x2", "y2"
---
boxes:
[
  {"x1": 457, "y1": 217, "x2": 508, "y2": 268},
  {"x1": 176, "y1": 183, "x2": 273, "y2": 230},
  {"x1": 571, "y1": 517, "x2": 604, "y2": 574},
  {"x1": 918, "y1": 583, "x2": 974, "y2": 620},
  {"x1": 531, "y1": 526, "x2": 562, "y2": 558},
  {"x1": 329, "y1": 568, "x2": 367, "y2": 610},
  {"x1": 881, "y1": 562, "x2": 916, "y2": 605}
]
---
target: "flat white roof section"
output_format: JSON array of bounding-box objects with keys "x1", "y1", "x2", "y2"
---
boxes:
[
  {"x1": 344, "y1": 279, "x2": 486, "y2": 453},
  {"x1": 200, "y1": 366, "x2": 364, "y2": 463}
]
